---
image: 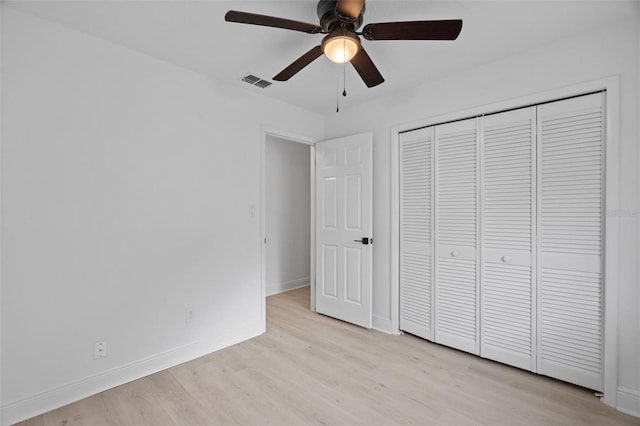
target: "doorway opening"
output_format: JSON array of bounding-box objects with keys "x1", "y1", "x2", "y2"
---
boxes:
[
  {"x1": 265, "y1": 135, "x2": 311, "y2": 296},
  {"x1": 260, "y1": 128, "x2": 317, "y2": 325},
  {"x1": 261, "y1": 129, "x2": 374, "y2": 330}
]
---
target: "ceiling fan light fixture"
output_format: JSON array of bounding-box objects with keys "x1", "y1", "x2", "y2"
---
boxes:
[{"x1": 322, "y1": 32, "x2": 360, "y2": 63}]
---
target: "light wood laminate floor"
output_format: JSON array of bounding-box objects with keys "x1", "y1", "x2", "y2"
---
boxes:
[{"x1": 19, "y1": 286, "x2": 639, "y2": 425}]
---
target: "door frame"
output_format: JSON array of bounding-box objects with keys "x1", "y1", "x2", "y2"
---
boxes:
[
  {"x1": 390, "y1": 76, "x2": 620, "y2": 408},
  {"x1": 260, "y1": 127, "x2": 318, "y2": 326}
]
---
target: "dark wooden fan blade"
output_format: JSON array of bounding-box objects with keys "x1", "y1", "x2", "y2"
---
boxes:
[
  {"x1": 225, "y1": 10, "x2": 323, "y2": 34},
  {"x1": 350, "y1": 47, "x2": 384, "y2": 88},
  {"x1": 273, "y1": 46, "x2": 324, "y2": 81},
  {"x1": 362, "y1": 20, "x2": 463, "y2": 41},
  {"x1": 335, "y1": 0, "x2": 366, "y2": 20}
]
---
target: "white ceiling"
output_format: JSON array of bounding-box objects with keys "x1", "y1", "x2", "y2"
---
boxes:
[{"x1": 6, "y1": 0, "x2": 638, "y2": 114}]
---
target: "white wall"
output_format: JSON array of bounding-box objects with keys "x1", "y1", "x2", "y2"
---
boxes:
[
  {"x1": 0, "y1": 7, "x2": 323, "y2": 425},
  {"x1": 265, "y1": 136, "x2": 311, "y2": 296},
  {"x1": 324, "y1": 15, "x2": 640, "y2": 415}
]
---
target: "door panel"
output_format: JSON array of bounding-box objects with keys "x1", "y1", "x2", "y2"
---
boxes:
[
  {"x1": 436, "y1": 257, "x2": 477, "y2": 352},
  {"x1": 434, "y1": 117, "x2": 479, "y2": 355},
  {"x1": 399, "y1": 128, "x2": 433, "y2": 340},
  {"x1": 321, "y1": 244, "x2": 338, "y2": 298},
  {"x1": 537, "y1": 92, "x2": 604, "y2": 391},
  {"x1": 322, "y1": 177, "x2": 337, "y2": 229},
  {"x1": 480, "y1": 106, "x2": 536, "y2": 371},
  {"x1": 315, "y1": 133, "x2": 373, "y2": 328},
  {"x1": 345, "y1": 175, "x2": 362, "y2": 230},
  {"x1": 345, "y1": 247, "x2": 363, "y2": 303}
]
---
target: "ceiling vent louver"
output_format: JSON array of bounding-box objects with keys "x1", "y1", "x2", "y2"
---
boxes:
[
  {"x1": 242, "y1": 74, "x2": 272, "y2": 89},
  {"x1": 242, "y1": 74, "x2": 260, "y2": 84},
  {"x1": 254, "y1": 79, "x2": 272, "y2": 88}
]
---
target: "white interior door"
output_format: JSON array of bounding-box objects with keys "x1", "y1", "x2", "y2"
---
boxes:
[{"x1": 315, "y1": 133, "x2": 373, "y2": 328}]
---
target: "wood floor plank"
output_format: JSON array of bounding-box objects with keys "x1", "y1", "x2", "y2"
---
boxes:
[{"x1": 16, "y1": 286, "x2": 640, "y2": 425}]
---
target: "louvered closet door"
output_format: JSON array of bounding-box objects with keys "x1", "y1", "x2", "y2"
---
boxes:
[
  {"x1": 537, "y1": 92, "x2": 604, "y2": 391},
  {"x1": 434, "y1": 118, "x2": 479, "y2": 355},
  {"x1": 399, "y1": 128, "x2": 433, "y2": 340},
  {"x1": 480, "y1": 107, "x2": 536, "y2": 371}
]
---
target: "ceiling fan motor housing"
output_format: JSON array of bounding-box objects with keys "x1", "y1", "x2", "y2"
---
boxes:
[{"x1": 317, "y1": 0, "x2": 365, "y2": 32}]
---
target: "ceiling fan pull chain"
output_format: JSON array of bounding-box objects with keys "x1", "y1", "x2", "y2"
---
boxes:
[
  {"x1": 336, "y1": 76, "x2": 340, "y2": 113},
  {"x1": 343, "y1": 61, "x2": 347, "y2": 97},
  {"x1": 342, "y1": 37, "x2": 347, "y2": 97}
]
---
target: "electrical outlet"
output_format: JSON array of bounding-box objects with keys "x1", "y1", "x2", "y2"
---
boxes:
[
  {"x1": 94, "y1": 341, "x2": 107, "y2": 359},
  {"x1": 185, "y1": 307, "x2": 194, "y2": 324}
]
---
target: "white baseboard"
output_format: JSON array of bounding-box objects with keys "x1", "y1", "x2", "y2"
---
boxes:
[
  {"x1": 266, "y1": 277, "x2": 310, "y2": 296},
  {"x1": 617, "y1": 387, "x2": 640, "y2": 418},
  {"x1": 0, "y1": 327, "x2": 263, "y2": 426},
  {"x1": 373, "y1": 315, "x2": 393, "y2": 334}
]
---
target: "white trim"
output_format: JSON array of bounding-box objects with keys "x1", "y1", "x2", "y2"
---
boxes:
[
  {"x1": 601, "y1": 80, "x2": 620, "y2": 408},
  {"x1": 260, "y1": 127, "x2": 317, "y2": 319},
  {"x1": 474, "y1": 117, "x2": 481, "y2": 356},
  {"x1": 0, "y1": 4, "x2": 4, "y2": 417},
  {"x1": 530, "y1": 106, "x2": 539, "y2": 374},
  {"x1": 616, "y1": 387, "x2": 640, "y2": 418},
  {"x1": 390, "y1": 76, "x2": 620, "y2": 408},
  {"x1": 310, "y1": 145, "x2": 316, "y2": 312},
  {"x1": 266, "y1": 278, "x2": 310, "y2": 297},
  {"x1": 0, "y1": 328, "x2": 263, "y2": 426},
  {"x1": 389, "y1": 126, "x2": 400, "y2": 334},
  {"x1": 373, "y1": 315, "x2": 394, "y2": 334}
]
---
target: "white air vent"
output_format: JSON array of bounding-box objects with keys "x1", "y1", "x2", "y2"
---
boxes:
[
  {"x1": 254, "y1": 79, "x2": 272, "y2": 88},
  {"x1": 242, "y1": 74, "x2": 272, "y2": 89},
  {"x1": 242, "y1": 74, "x2": 260, "y2": 84}
]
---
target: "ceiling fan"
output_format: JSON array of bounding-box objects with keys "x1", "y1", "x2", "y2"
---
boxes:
[{"x1": 225, "y1": 0, "x2": 463, "y2": 88}]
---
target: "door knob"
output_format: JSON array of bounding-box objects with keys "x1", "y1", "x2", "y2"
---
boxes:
[
  {"x1": 502, "y1": 255, "x2": 511, "y2": 263},
  {"x1": 451, "y1": 250, "x2": 459, "y2": 257},
  {"x1": 354, "y1": 237, "x2": 371, "y2": 245}
]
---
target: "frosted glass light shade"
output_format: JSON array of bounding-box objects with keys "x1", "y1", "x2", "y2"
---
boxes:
[{"x1": 323, "y1": 35, "x2": 359, "y2": 63}]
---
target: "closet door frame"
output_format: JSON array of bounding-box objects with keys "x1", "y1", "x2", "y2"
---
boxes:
[{"x1": 390, "y1": 76, "x2": 620, "y2": 408}]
